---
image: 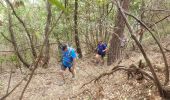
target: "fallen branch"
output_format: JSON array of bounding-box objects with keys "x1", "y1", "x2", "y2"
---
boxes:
[
  {"x1": 124, "y1": 11, "x2": 169, "y2": 85},
  {"x1": 114, "y1": 0, "x2": 165, "y2": 97},
  {"x1": 81, "y1": 65, "x2": 154, "y2": 89}
]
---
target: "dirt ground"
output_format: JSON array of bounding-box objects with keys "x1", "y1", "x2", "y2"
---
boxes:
[{"x1": 0, "y1": 35, "x2": 170, "y2": 100}]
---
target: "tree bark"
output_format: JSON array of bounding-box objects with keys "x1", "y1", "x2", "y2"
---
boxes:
[
  {"x1": 8, "y1": 11, "x2": 30, "y2": 68},
  {"x1": 139, "y1": 0, "x2": 145, "y2": 43},
  {"x1": 6, "y1": 0, "x2": 37, "y2": 58},
  {"x1": 107, "y1": 0, "x2": 130, "y2": 65},
  {"x1": 115, "y1": 0, "x2": 165, "y2": 97},
  {"x1": 74, "y1": 0, "x2": 82, "y2": 58},
  {"x1": 42, "y1": 1, "x2": 52, "y2": 68}
]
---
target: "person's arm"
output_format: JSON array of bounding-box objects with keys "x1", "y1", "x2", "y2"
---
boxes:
[
  {"x1": 72, "y1": 58, "x2": 76, "y2": 69},
  {"x1": 71, "y1": 50, "x2": 77, "y2": 69},
  {"x1": 103, "y1": 48, "x2": 108, "y2": 52},
  {"x1": 102, "y1": 43, "x2": 108, "y2": 52},
  {"x1": 95, "y1": 44, "x2": 99, "y2": 53}
]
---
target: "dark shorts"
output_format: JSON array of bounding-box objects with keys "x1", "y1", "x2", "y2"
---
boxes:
[
  {"x1": 61, "y1": 64, "x2": 72, "y2": 70},
  {"x1": 97, "y1": 52, "x2": 105, "y2": 58}
]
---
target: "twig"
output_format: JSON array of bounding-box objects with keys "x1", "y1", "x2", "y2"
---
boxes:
[
  {"x1": 0, "y1": 32, "x2": 13, "y2": 43},
  {"x1": 149, "y1": 14, "x2": 170, "y2": 29}
]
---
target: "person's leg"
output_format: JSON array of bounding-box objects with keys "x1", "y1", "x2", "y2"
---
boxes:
[
  {"x1": 101, "y1": 53, "x2": 105, "y2": 64},
  {"x1": 95, "y1": 54, "x2": 100, "y2": 64},
  {"x1": 59, "y1": 64, "x2": 66, "y2": 82},
  {"x1": 69, "y1": 66, "x2": 75, "y2": 78}
]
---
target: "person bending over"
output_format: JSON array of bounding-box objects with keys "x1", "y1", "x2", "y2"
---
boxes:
[
  {"x1": 95, "y1": 40, "x2": 107, "y2": 64},
  {"x1": 60, "y1": 44, "x2": 77, "y2": 84}
]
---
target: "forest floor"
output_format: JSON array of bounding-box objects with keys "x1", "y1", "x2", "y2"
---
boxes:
[{"x1": 0, "y1": 35, "x2": 170, "y2": 100}]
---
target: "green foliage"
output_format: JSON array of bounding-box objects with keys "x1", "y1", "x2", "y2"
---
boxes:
[
  {"x1": 0, "y1": 57, "x2": 5, "y2": 64},
  {"x1": 0, "y1": 54, "x2": 17, "y2": 64},
  {"x1": 130, "y1": 0, "x2": 141, "y2": 12},
  {"x1": 96, "y1": 0, "x2": 107, "y2": 6},
  {"x1": 9, "y1": 55, "x2": 18, "y2": 62},
  {"x1": 48, "y1": 0, "x2": 66, "y2": 12}
]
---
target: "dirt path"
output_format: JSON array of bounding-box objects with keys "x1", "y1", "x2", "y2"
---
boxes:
[{"x1": 0, "y1": 38, "x2": 170, "y2": 99}]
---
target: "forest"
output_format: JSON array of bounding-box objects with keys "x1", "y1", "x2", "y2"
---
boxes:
[{"x1": 0, "y1": 0, "x2": 170, "y2": 100}]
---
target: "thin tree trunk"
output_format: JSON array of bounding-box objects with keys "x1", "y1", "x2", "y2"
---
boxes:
[
  {"x1": 8, "y1": 11, "x2": 30, "y2": 68},
  {"x1": 6, "y1": 0, "x2": 37, "y2": 58},
  {"x1": 115, "y1": 0, "x2": 165, "y2": 97},
  {"x1": 139, "y1": 0, "x2": 145, "y2": 43},
  {"x1": 74, "y1": 0, "x2": 82, "y2": 58},
  {"x1": 107, "y1": 0, "x2": 130, "y2": 65},
  {"x1": 42, "y1": 1, "x2": 52, "y2": 68}
]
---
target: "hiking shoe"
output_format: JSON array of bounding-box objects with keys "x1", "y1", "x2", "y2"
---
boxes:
[{"x1": 72, "y1": 75, "x2": 76, "y2": 80}]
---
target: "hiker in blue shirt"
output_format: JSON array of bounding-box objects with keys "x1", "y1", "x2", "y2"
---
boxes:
[
  {"x1": 60, "y1": 44, "x2": 77, "y2": 82},
  {"x1": 95, "y1": 39, "x2": 107, "y2": 64}
]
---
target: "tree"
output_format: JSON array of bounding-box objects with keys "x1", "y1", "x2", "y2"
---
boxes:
[
  {"x1": 74, "y1": 0, "x2": 82, "y2": 58},
  {"x1": 107, "y1": 0, "x2": 130, "y2": 65},
  {"x1": 42, "y1": 1, "x2": 52, "y2": 68}
]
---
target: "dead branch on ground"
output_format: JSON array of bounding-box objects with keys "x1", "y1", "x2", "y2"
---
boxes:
[
  {"x1": 124, "y1": 10, "x2": 169, "y2": 85},
  {"x1": 81, "y1": 63, "x2": 154, "y2": 89},
  {"x1": 114, "y1": 0, "x2": 170, "y2": 98}
]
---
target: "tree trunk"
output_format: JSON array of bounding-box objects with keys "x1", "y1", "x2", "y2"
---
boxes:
[
  {"x1": 107, "y1": 0, "x2": 130, "y2": 65},
  {"x1": 42, "y1": 1, "x2": 52, "y2": 68},
  {"x1": 6, "y1": 0, "x2": 37, "y2": 58},
  {"x1": 139, "y1": 0, "x2": 145, "y2": 43},
  {"x1": 74, "y1": 0, "x2": 82, "y2": 58},
  {"x1": 8, "y1": 11, "x2": 30, "y2": 68}
]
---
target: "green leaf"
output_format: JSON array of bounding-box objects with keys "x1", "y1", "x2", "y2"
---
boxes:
[
  {"x1": 48, "y1": 0, "x2": 66, "y2": 12},
  {"x1": 35, "y1": 31, "x2": 41, "y2": 39}
]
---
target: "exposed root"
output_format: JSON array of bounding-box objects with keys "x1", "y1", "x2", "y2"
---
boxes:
[{"x1": 81, "y1": 61, "x2": 154, "y2": 89}]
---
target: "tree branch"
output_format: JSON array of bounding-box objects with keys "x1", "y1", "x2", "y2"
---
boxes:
[
  {"x1": 0, "y1": 75, "x2": 28, "y2": 100},
  {"x1": 6, "y1": 0, "x2": 37, "y2": 58},
  {"x1": 114, "y1": 0, "x2": 164, "y2": 97},
  {"x1": 0, "y1": 32, "x2": 13, "y2": 43},
  {"x1": 149, "y1": 14, "x2": 170, "y2": 29},
  {"x1": 124, "y1": 11, "x2": 169, "y2": 85},
  {"x1": 8, "y1": 10, "x2": 30, "y2": 68}
]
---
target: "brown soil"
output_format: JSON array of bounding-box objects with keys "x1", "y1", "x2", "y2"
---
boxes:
[{"x1": 0, "y1": 35, "x2": 170, "y2": 100}]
